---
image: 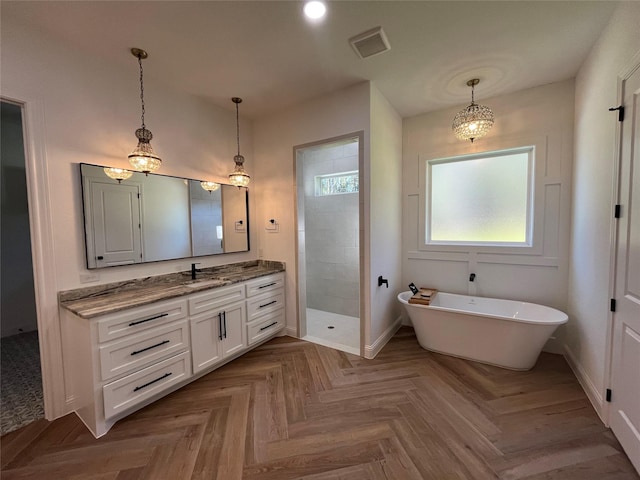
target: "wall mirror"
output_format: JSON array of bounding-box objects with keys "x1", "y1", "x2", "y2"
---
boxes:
[{"x1": 80, "y1": 163, "x2": 249, "y2": 269}]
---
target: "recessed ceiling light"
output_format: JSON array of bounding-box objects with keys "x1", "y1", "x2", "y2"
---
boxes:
[{"x1": 304, "y1": 1, "x2": 326, "y2": 20}]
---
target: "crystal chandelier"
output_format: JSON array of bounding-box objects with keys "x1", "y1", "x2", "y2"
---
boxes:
[
  {"x1": 103, "y1": 167, "x2": 133, "y2": 183},
  {"x1": 228, "y1": 97, "x2": 250, "y2": 188},
  {"x1": 200, "y1": 181, "x2": 220, "y2": 193},
  {"x1": 452, "y1": 78, "x2": 494, "y2": 143},
  {"x1": 128, "y1": 48, "x2": 162, "y2": 175}
]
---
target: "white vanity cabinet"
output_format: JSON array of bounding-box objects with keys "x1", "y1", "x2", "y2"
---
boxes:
[
  {"x1": 61, "y1": 297, "x2": 193, "y2": 438},
  {"x1": 245, "y1": 274, "x2": 286, "y2": 346},
  {"x1": 189, "y1": 284, "x2": 247, "y2": 374},
  {"x1": 61, "y1": 270, "x2": 285, "y2": 438}
]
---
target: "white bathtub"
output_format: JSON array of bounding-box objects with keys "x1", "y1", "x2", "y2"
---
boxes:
[{"x1": 397, "y1": 291, "x2": 568, "y2": 370}]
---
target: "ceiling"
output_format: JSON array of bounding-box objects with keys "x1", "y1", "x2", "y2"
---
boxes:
[{"x1": 2, "y1": 1, "x2": 617, "y2": 120}]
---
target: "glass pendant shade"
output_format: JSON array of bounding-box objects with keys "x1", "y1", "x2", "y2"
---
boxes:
[
  {"x1": 103, "y1": 167, "x2": 133, "y2": 183},
  {"x1": 229, "y1": 97, "x2": 250, "y2": 188},
  {"x1": 229, "y1": 155, "x2": 251, "y2": 187},
  {"x1": 128, "y1": 48, "x2": 162, "y2": 174},
  {"x1": 200, "y1": 181, "x2": 220, "y2": 192},
  {"x1": 128, "y1": 128, "x2": 162, "y2": 174},
  {"x1": 452, "y1": 79, "x2": 494, "y2": 143}
]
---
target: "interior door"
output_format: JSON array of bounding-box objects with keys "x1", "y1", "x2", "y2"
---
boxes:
[
  {"x1": 91, "y1": 182, "x2": 142, "y2": 267},
  {"x1": 610, "y1": 61, "x2": 640, "y2": 473}
]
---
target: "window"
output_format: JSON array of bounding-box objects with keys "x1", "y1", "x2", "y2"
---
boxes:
[
  {"x1": 315, "y1": 171, "x2": 359, "y2": 196},
  {"x1": 426, "y1": 147, "x2": 533, "y2": 246}
]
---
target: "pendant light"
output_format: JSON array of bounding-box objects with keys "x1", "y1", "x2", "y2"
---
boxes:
[
  {"x1": 200, "y1": 181, "x2": 220, "y2": 193},
  {"x1": 127, "y1": 48, "x2": 162, "y2": 175},
  {"x1": 452, "y1": 78, "x2": 494, "y2": 143},
  {"x1": 228, "y1": 97, "x2": 250, "y2": 188},
  {"x1": 103, "y1": 167, "x2": 133, "y2": 183}
]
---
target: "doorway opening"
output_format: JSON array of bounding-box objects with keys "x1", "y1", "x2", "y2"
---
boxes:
[
  {"x1": 0, "y1": 100, "x2": 44, "y2": 434},
  {"x1": 295, "y1": 135, "x2": 362, "y2": 355}
]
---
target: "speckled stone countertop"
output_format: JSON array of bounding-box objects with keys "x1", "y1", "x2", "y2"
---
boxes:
[{"x1": 59, "y1": 260, "x2": 285, "y2": 319}]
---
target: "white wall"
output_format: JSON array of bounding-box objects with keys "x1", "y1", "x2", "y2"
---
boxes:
[
  {"x1": 568, "y1": 2, "x2": 640, "y2": 416},
  {"x1": 1, "y1": 18, "x2": 257, "y2": 290},
  {"x1": 302, "y1": 141, "x2": 360, "y2": 317},
  {"x1": 1, "y1": 17, "x2": 257, "y2": 416},
  {"x1": 369, "y1": 85, "x2": 403, "y2": 349},
  {"x1": 253, "y1": 82, "x2": 371, "y2": 339},
  {"x1": 403, "y1": 81, "x2": 574, "y2": 342}
]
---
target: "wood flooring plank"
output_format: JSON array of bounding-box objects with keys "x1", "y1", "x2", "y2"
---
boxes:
[{"x1": 2, "y1": 328, "x2": 638, "y2": 480}]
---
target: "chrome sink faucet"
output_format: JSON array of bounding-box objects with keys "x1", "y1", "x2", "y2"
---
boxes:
[{"x1": 191, "y1": 263, "x2": 201, "y2": 280}]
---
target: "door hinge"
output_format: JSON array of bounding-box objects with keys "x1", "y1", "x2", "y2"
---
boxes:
[
  {"x1": 606, "y1": 388, "x2": 612, "y2": 402},
  {"x1": 610, "y1": 298, "x2": 616, "y2": 312},
  {"x1": 137, "y1": 193, "x2": 140, "y2": 198},
  {"x1": 614, "y1": 204, "x2": 621, "y2": 218},
  {"x1": 608, "y1": 105, "x2": 624, "y2": 122}
]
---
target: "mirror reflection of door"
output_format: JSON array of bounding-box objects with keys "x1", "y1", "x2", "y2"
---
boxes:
[
  {"x1": 222, "y1": 186, "x2": 248, "y2": 253},
  {"x1": 189, "y1": 180, "x2": 224, "y2": 256},
  {"x1": 90, "y1": 181, "x2": 142, "y2": 267}
]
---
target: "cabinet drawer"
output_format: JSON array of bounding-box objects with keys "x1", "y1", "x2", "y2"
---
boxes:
[
  {"x1": 247, "y1": 309, "x2": 285, "y2": 346},
  {"x1": 99, "y1": 320, "x2": 189, "y2": 382},
  {"x1": 188, "y1": 284, "x2": 245, "y2": 316},
  {"x1": 103, "y1": 351, "x2": 191, "y2": 420},
  {"x1": 97, "y1": 298, "x2": 188, "y2": 343},
  {"x1": 245, "y1": 273, "x2": 285, "y2": 297},
  {"x1": 246, "y1": 289, "x2": 285, "y2": 322}
]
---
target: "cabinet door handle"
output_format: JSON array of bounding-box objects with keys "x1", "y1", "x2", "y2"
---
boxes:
[
  {"x1": 258, "y1": 282, "x2": 276, "y2": 289},
  {"x1": 133, "y1": 372, "x2": 172, "y2": 392},
  {"x1": 129, "y1": 313, "x2": 169, "y2": 327},
  {"x1": 131, "y1": 340, "x2": 170, "y2": 356},
  {"x1": 223, "y1": 311, "x2": 227, "y2": 339},
  {"x1": 218, "y1": 312, "x2": 223, "y2": 341},
  {"x1": 259, "y1": 300, "x2": 277, "y2": 309},
  {"x1": 259, "y1": 321, "x2": 278, "y2": 332}
]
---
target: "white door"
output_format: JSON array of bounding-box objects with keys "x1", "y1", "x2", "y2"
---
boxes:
[
  {"x1": 221, "y1": 301, "x2": 247, "y2": 358},
  {"x1": 91, "y1": 182, "x2": 142, "y2": 267},
  {"x1": 610, "y1": 61, "x2": 640, "y2": 473}
]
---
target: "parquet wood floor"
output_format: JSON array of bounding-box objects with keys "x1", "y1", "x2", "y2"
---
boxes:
[{"x1": 1, "y1": 327, "x2": 638, "y2": 479}]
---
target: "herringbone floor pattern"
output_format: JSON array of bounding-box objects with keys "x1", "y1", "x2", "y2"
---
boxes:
[{"x1": 1, "y1": 327, "x2": 638, "y2": 479}]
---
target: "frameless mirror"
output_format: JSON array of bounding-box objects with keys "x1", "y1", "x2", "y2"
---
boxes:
[{"x1": 80, "y1": 163, "x2": 249, "y2": 269}]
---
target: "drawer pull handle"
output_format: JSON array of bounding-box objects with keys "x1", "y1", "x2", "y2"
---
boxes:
[
  {"x1": 130, "y1": 340, "x2": 170, "y2": 356},
  {"x1": 258, "y1": 282, "x2": 276, "y2": 289},
  {"x1": 129, "y1": 313, "x2": 169, "y2": 327},
  {"x1": 259, "y1": 300, "x2": 277, "y2": 309},
  {"x1": 259, "y1": 321, "x2": 278, "y2": 332},
  {"x1": 133, "y1": 372, "x2": 172, "y2": 392}
]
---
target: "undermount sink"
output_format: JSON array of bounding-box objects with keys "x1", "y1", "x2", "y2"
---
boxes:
[{"x1": 183, "y1": 278, "x2": 226, "y2": 288}]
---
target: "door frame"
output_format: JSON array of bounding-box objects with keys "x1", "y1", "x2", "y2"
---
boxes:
[
  {"x1": 603, "y1": 49, "x2": 640, "y2": 426},
  {"x1": 293, "y1": 131, "x2": 365, "y2": 356},
  {"x1": 1, "y1": 94, "x2": 66, "y2": 420}
]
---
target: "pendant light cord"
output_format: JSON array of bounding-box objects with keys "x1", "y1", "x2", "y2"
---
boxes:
[
  {"x1": 236, "y1": 101, "x2": 240, "y2": 156},
  {"x1": 138, "y1": 55, "x2": 146, "y2": 130}
]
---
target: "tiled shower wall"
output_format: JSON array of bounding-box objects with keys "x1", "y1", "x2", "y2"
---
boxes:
[{"x1": 303, "y1": 141, "x2": 359, "y2": 318}]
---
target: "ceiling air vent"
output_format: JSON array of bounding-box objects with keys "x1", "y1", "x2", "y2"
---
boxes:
[{"x1": 349, "y1": 26, "x2": 390, "y2": 59}]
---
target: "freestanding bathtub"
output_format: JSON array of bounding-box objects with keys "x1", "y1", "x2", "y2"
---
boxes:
[{"x1": 397, "y1": 291, "x2": 568, "y2": 370}]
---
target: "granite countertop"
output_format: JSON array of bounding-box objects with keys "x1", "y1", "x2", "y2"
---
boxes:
[{"x1": 59, "y1": 260, "x2": 285, "y2": 319}]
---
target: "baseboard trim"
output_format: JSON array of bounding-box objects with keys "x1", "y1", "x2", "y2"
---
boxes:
[
  {"x1": 563, "y1": 343, "x2": 604, "y2": 423},
  {"x1": 285, "y1": 325, "x2": 298, "y2": 338},
  {"x1": 364, "y1": 315, "x2": 402, "y2": 359}
]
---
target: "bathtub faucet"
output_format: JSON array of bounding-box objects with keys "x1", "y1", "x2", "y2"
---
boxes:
[{"x1": 469, "y1": 273, "x2": 476, "y2": 282}]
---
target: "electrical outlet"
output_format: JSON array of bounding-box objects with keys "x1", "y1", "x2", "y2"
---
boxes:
[{"x1": 80, "y1": 273, "x2": 100, "y2": 284}]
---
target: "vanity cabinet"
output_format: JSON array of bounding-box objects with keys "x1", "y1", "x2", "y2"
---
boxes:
[
  {"x1": 189, "y1": 284, "x2": 247, "y2": 374},
  {"x1": 61, "y1": 270, "x2": 285, "y2": 438}
]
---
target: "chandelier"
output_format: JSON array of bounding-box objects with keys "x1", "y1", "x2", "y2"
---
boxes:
[
  {"x1": 200, "y1": 181, "x2": 220, "y2": 193},
  {"x1": 127, "y1": 48, "x2": 162, "y2": 174},
  {"x1": 452, "y1": 78, "x2": 494, "y2": 143},
  {"x1": 103, "y1": 167, "x2": 133, "y2": 183},
  {"x1": 228, "y1": 97, "x2": 250, "y2": 188}
]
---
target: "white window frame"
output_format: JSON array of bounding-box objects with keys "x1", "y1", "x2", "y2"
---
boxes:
[
  {"x1": 425, "y1": 146, "x2": 535, "y2": 247},
  {"x1": 314, "y1": 170, "x2": 359, "y2": 196},
  {"x1": 417, "y1": 135, "x2": 548, "y2": 257}
]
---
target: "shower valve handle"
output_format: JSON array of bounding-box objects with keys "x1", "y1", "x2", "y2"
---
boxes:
[{"x1": 378, "y1": 276, "x2": 389, "y2": 288}]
